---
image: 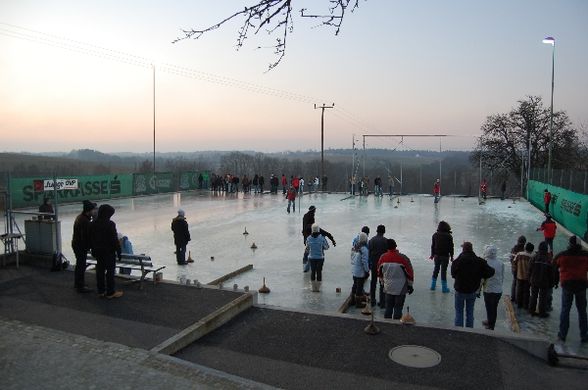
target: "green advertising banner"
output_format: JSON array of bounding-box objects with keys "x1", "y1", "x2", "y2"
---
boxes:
[
  {"x1": 132, "y1": 172, "x2": 174, "y2": 195},
  {"x1": 528, "y1": 180, "x2": 588, "y2": 241},
  {"x1": 177, "y1": 171, "x2": 210, "y2": 190},
  {"x1": 10, "y1": 174, "x2": 133, "y2": 209}
]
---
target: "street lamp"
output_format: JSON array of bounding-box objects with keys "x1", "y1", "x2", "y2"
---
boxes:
[{"x1": 542, "y1": 36, "x2": 555, "y2": 184}]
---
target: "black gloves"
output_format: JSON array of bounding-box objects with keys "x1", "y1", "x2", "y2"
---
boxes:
[{"x1": 407, "y1": 286, "x2": 414, "y2": 295}]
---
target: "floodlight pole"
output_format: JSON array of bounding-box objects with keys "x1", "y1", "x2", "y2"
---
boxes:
[
  {"x1": 543, "y1": 37, "x2": 555, "y2": 184},
  {"x1": 153, "y1": 64, "x2": 156, "y2": 176},
  {"x1": 314, "y1": 103, "x2": 334, "y2": 191}
]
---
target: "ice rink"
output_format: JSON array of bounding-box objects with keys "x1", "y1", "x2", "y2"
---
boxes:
[{"x1": 12, "y1": 190, "x2": 588, "y2": 351}]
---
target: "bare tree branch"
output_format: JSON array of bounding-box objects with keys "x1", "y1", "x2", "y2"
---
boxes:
[{"x1": 174, "y1": 0, "x2": 364, "y2": 70}]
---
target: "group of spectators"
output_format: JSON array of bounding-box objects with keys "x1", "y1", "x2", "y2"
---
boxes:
[
  {"x1": 209, "y1": 173, "x2": 324, "y2": 195},
  {"x1": 300, "y1": 205, "x2": 588, "y2": 343}
]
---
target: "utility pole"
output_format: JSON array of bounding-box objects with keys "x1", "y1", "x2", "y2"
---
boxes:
[{"x1": 314, "y1": 103, "x2": 334, "y2": 191}]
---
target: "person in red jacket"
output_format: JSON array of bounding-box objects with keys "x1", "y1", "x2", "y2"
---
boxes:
[
  {"x1": 433, "y1": 179, "x2": 441, "y2": 203},
  {"x1": 286, "y1": 186, "x2": 297, "y2": 214},
  {"x1": 554, "y1": 236, "x2": 588, "y2": 343},
  {"x1": 281, "y1": 174, "x2": 288, "y2": 194},
  {"x1": 544, "y1": 189, "x2": 552, "y2": 214},
  {"x1": 480, "y1": 179, "x2": 488, "y2": 200},
  {"x1": 537, "y1": 215, "x2": 557, "y2": 253},
  {"x1": 377, "y1": 239, "x2": 414, "y2": 319}
]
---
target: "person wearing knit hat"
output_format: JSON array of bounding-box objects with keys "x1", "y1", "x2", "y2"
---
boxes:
[
  {"x1": 350, "y1": 232, "x2": 370, "y2": 307},
  {"x1": 306, "y1": 223, "x2": 330, "y2": 292},
  {"x1": 72, "y1": 200, "x2": 97, "y2": 293},
  {"x1": 301, "y1": 205, "x2": 336, "y2": 272},
  {"x1": 171, "y1": 209, "x2": 191, "y2": 265},
  {"x1": 482, "y1": 244, "x2": 504, "y2": 330},
  {"x1": 553, "y1": 235, "x2": 588, "y2": 342}
]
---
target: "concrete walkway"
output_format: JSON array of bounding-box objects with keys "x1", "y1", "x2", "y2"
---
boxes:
[
  {"x1": 0, "y1": 318, "x2": 276, "y2": 390},
  {"x1": 1, "y1": 264, "x2": 587, "y2": 389}
]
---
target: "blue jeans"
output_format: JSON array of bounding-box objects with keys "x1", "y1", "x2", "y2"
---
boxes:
[
  {"x1": 455, "y1": 292, "x2": 477, "y2": 327},
  {"x1": 287, "y1": 199, "x2": 295, "y2": 213},
  {"x1": 558, "y1": 286, "x2": 588, "y2": 341}
]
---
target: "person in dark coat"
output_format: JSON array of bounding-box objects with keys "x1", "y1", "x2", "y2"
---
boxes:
[
  {"x1": 451, "y1": 242, "x2": 495, "y2": 328},
  {"x1": 368, "y1": 225, "x2": 388, "y2": 307},
  {"x1": 430, "y1": 221, "x2": 454, "y2": 293},
  {"x1": 39, "y1": 197, "x2": 55, "y2": 220},
  {"x1": 171, "y1": 209, "x2": 191, "y2": 265},
  {"x1": 72, "y1": 200, "x2": 96, "y2": 293},
  {"x1": 528, "y1": 241, "x2": 556, "y2": 317},
  {"x1": 89, "y1": 204, "x2": 123, "y2": 299}
]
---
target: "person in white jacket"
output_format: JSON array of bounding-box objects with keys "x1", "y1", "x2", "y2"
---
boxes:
[{"x1": 482, "y1": 244, "x2": 504, "y2": 330}]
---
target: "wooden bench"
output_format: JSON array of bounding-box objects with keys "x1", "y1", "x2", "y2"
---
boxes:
[{"x1": 86, "y1": 253, "x2": 165, "y2": 289}]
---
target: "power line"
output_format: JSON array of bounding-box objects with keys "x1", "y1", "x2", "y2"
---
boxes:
[{"x1": 0, "y1": 22, "x2": 384, "y2": 134}]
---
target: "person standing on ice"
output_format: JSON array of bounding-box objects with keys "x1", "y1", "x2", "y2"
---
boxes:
[
  {"x1": 544, "y1": 189, "x2": 552, "y2": 214},
  {"x1": 281, "y1": 174, "x2": 288, "y2": 194},
  {"x1": 302, "y1": 206, "x2": 336, "y2": 272},
  {"x1": 378, "y1": 238, "x2": 414, "y2": 319},
  {"x1": 528, "y1": 241, "x2": 555, "y2": 318},
  {"x1": 369, "y1": 225, "x2": 388, "y2": 307},
  {"x1": 480, "y1": 179, "x2": 488, "y2": 200},
  {"x1": 537, "y1": 214, "x2": 557, "y2": 253},
  {"x1": 306, "y1": 224, "x2": 330, "y2": 292},
  {"x1": 554, "y1": 235, "x2": 588, "y2": 343},
  {"x1": 429, "y1": 221, "x2": 454, "y2": 293},
  {"x1": 513, "y1": 242, "x2": 535, "y2": 310},
  {"x1": 286, "y1": 185, "x2": 296, "y2": 214},
  {"x1": 481, "y1": 245, "x2": 503, "y2": 330},
  {"x1": 171, "y1": 209, "x2": 191, "y2": 265},
  {"x1": 433, "y1": 178, "x2": 441, "y2": 203},
  {"x1": 350, "y1": 232, "x2": 370, "y2": 307},
  {"x1": 509, "y1": 235, "x2": 526, "y2": 302},
  {"x1": 451, "y1": 242, "x2": 495, "y2": 328}
]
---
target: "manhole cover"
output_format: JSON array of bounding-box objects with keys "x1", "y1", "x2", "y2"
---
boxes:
[{"x1": 388, "y1": 345, "x2": 441, "y2": 368}]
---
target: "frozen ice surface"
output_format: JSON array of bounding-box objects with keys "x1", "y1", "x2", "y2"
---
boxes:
[{"x1": 13, "y1": 191, "x2": 588, "y2": 353}]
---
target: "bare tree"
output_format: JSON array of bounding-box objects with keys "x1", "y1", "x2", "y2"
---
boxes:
[
  {"x1": 174, "y1": 0, "x2": 364, "y2": 70},
  {"x1": 471, "y1": 96, "x2": 579, "y2": 178}
]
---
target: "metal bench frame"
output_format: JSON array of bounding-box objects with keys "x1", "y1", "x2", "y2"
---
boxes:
[{"x1": 86, "y1": 253, "x2": 165, "y2": 289}]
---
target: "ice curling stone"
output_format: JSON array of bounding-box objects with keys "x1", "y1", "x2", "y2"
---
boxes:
[
  {"x1": 233, "y1": 283, "x2": 238, "y2": 291},
  {"x1": 243, "y1": 227, "x2": 249, "y2": 235},
  {"x1": 258, "y1": 277, "x2": 270, "y2": 294},
  {"x1": 250, "y1": 242, "x2": 258, "y2": 249},
  {"x1": 411, "y1": 197, "x2": 414, "y2": 203},
  {"x1": 400, "y1": 306, "x2": 416, "y2": 325},
  {"x1": 336, "y1": 287, "x2": 341, "y2": 294},
  {"x1": 244, "y1": 286, "x2": 250, "y2": 292},
  {"x1": 361, "y1": 302, "x2": 372, "y2": 316},
  {"x1": 210, "y1": 256, "x2": 215, "y2": 261},
  {"x1": 185, "y1": 279, "x2": 191, "y2": 285}
]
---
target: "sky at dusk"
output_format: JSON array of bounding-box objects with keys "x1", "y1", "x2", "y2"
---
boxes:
[{"x1": 1, "y1": 0, "x2": 587, "y2": 153}]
